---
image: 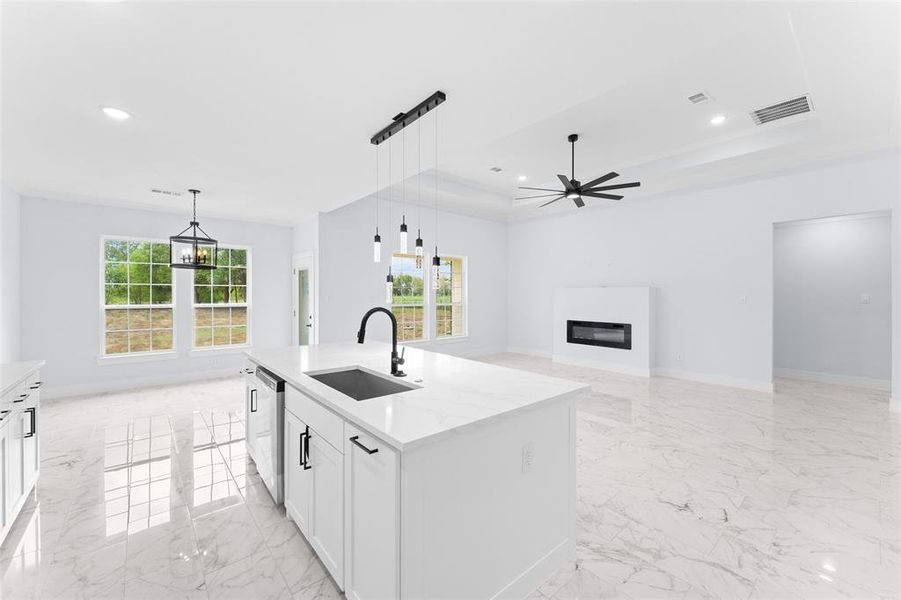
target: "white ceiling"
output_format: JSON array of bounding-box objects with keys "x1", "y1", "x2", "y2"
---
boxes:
[{"x1": 2, "y1": 2, "x2": 898, "y2": 224}]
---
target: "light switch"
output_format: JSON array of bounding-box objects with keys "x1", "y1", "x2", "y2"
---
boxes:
[
  {"x1": 521, "y1": 442, "x2": 535, "y2": 473},
  {"x1": 860, "y1": 293, "x2": 871, "y2": 305}
]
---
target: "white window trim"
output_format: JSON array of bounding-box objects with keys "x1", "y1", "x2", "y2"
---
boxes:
[
  {"x1": 433, "y1": 254, "x2": 469, "y2": 341},
  {"x1": 190, "y1": 245, "x2": 253, "y2": 350},
  {"x1": 99, "y1": 235, "x2": 178, "y2": 360}
]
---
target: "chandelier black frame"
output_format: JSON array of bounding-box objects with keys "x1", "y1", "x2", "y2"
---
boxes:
[{"x1": 169, "y1": 189, "x2": 218, "y2": 270}]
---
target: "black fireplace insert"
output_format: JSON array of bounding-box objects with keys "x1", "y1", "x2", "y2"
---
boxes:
[{"x1": 566, "y1": 320, "x2": 632, "y2": 350}]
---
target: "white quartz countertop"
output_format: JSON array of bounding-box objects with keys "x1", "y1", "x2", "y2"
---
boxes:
[
  {"x1": 1, "y1": 361, "x2": 44, "y2": 398},
  {"x1": 245, "y1": 343, "x2": 587, "y2": 451}
]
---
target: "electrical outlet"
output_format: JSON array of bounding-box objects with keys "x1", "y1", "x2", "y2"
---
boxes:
[
  {"x1": 860, "y1": 293, "x2": 871, "y2": 305},
  {"x1": 675, "y1": 352, "x2": 683, "y2": 362},
  {"x1": 521, "y1": 442, "x2": 535, "y2": 473},
  {"x1": 739, "y1": 294, "x2": 748, "y2": 304}
]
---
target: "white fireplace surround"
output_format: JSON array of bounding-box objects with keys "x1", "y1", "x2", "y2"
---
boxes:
[{"x1": 552, "y1": 287, "x2": 653, "y2": 377}]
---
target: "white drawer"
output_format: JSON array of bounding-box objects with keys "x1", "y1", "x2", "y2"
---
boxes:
[{"x1": 285, "y1": 384, "x2": 344, "y2": 453}]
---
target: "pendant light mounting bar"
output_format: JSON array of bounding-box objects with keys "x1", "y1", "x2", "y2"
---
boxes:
[{"x1": 370, "y1": 90, "x2": 446, "y2": 145}]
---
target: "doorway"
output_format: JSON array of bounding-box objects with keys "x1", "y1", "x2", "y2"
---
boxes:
[
  {"x1": 292, "y1": 252, "x2": 315, "y2": 345},
  {"x1": 773, "y1": 212, "x2": 892, "y2": 389}
]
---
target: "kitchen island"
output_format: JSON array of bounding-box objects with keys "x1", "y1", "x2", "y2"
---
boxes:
[{"x1": 245, "y1": 342, "x2": 587, "y2": 600}]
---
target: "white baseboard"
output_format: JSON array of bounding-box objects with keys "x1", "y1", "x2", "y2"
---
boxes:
[
  {"x1": 491, "y1": 537, "x2": 574, "y2": 600},
  {"x1": 552, "y1": 355, "x2": 651, "y2": 378},
  {"x1": 41, "y1": 367, "x2": 238, "y2": 401},
  {"x1": 653, "y1": 368, "x2": 774, "y2": 392},
  {"x1": 774, "y1": 368, "x2": 891, "y2": 391}
]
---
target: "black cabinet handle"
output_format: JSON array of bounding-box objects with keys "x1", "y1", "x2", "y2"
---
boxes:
[
  {"x1": 29, "y1": 381, "x2": 42, "y2": 390},
  {"x1": 299, "y1": 426, "x2": 312, "y2": 470},
  {"x1": 14, "y1": 393, "x2": 28, "y2": 403},
  {"x1": 350, "y1": 435, "x2": 379, "y2": 455},
  {"x1": 250, "y1": 389, "x2": 257, "y2": 412},
  {"x1": 24, "y1": 408, "x2": 36, "y2": 438},
  {"x1": 0, "y1": 410, "x2": 9, "y2": 422}
]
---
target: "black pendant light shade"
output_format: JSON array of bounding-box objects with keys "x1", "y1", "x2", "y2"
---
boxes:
[{"x1": 170, "y1": 189, "x2": 218, "y2": 270}]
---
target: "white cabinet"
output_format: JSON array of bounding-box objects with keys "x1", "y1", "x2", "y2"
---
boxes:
[
  {"x1": 245, "y1": 368, "x2": 260, "y2": 462},
  {"x1": 284, "y1": 409, "x2": 311, "y2": 536},
  {"x1": 284, "y1": 386, "x2": 345, "y2": 590},
  {"x1": 344, "y1": 424, "x2": 399, "y2": 600},
  {"x1": 0, "y1": 417, "x2": 8, "y2": 532},
  {"x1": 5, "y1": 404, "x2": 24, "y2": 518}
]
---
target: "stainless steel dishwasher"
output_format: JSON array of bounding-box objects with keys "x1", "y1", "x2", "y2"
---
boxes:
[{"x1": 248, "y1": 366, "x2": 285, "y2": 504}]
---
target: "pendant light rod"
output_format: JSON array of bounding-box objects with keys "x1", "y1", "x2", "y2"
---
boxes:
[
  {"x1": 568, "y1": 133, "x2": 578, "y2": 180},
  {"x1": 370, "y1": 90, "x2": 446, "y2": 146}
]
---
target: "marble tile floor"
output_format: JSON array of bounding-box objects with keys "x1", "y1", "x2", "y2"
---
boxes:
[{"x1": 0, "y1": 354, "x2": 897, "y2": 599}]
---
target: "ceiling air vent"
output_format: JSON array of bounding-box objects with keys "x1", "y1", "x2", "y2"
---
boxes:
[
  {"x1": 489, "y1": 166, "x2": 503, "y2": 173},
  {"x1": 687, "y1": 92, "x2": 710, "y2": 104},
  {"x1": 151, "y1": 188, "x2": 183, "y2": 196},
  {"x1": 750, "y1": 95, "x2": 812, "y2": 125}
]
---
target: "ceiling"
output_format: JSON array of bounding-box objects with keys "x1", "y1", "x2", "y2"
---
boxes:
[{"x1": 2, "y1": 2, "x2": 898, "y2": 224}]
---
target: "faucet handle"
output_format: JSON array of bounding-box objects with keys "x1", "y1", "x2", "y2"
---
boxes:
[{"x1": 397, "y1": 346, "x2": 405, "y2": 365}]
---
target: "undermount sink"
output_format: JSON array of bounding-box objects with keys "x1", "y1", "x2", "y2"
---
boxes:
[{"x1": 307, "y1": 367, "x2": 418, "y2": 401}]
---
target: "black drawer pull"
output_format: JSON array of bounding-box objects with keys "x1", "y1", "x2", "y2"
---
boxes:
[
  {"x1": 349, "y1": 435, "x2": 379, "y2": 455},
  {"x1": 250, "y1": 389, "x2": 257, "y2": 412},
  {"x1": 29, "y1": 381, "x2": 42, "y2": 390},
  {"x1": 14, "y1": 393, "x2": 28, "y2": 403},
  {"x1": 24, "y1": 408, "x2": 36, "y2": 438}
]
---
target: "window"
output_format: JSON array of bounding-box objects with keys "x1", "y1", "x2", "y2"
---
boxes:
[
  {"x1": 193, "y1": 247, "x2": 249, "y2": 348},
  {"x1": 390, "y1": 253, "x2": 425, "y2": 342},
  {"x1": 102, "y1": 239, "x2": 174, "y2": 355},
  {"x1": 436, "y1": 256, "x2": 466, "y2": 338}
]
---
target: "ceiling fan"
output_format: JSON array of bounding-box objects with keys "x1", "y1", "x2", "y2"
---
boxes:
[{"x1": 516, "y1": 134, "x2": 640, "y2": 208}]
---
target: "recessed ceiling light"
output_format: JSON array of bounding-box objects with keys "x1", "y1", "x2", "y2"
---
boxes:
[
  {"x1": 101, "y1": 106, "x2": 131, "y2": 120},
  {"x1": 710, "y1": 114, "x2": 726, "y2": 126},
  {"x1": 517, "y1": 174, "x2": 528, "y2": 182}
]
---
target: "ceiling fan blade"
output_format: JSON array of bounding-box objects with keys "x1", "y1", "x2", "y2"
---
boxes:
[
  {"x1": 581, "y1": 192, "x2": 623, "y2": 200},
  {"x1": 586, "y1": 181, "x2": 641, "y2": 192},
  {"x1": 515, "y1": 193, "x2": 565, "y2": 200},
  {"x1": 539, "y1": 196, "x2": 565, "y2": 208},
  {"x1": 573, "y1": 196, "x2": 585, "y2": 208},
  {"x1": 557, "y1": 174, "x2": 575, "y2": 191},
  {"x1": 579, "y1": 172, "x2": 619, "y2": 189},
  {"x1": 518, "y1": 186, "x2": 564, "y2": 193}
]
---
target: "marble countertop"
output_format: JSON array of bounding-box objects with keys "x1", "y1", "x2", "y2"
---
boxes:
[
  {"x1": 1, "y1": 360, "x2": 44, "y2": 398},
  {"x1": 246, "y1": 343, "x2": 587, "y2": 451}
]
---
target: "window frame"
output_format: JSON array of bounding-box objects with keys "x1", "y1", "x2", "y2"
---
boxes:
[
  {"x1": 98, "y1": 235, "x2": 178, "y2": 360},
  {"x1": 390, "y1": 252, "x2": 428, "y2": 343},
  {"x1": 190, "y1": 245, "x2": 252, "y2": 351},
  {"x1": 433, "y1": 254, "x2": 468, "y2": 341}
]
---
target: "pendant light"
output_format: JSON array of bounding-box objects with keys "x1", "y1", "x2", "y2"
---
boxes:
[
  {"x1": 399, "y1": 127, "x2": 408, "y2": 254},
  {"x1": 170, "y1": 189, "x2": 218, "y2": 270},
  {"x1": 415, "y1": 118, "x2": 424, "y2": 264},
  {"x1": 373, "y1": 144, "x2": 381, "y2": 263},
  {"x1": 385, "y1": 267, "x2": 394, "y2": 304},
  {"x1": 386, "y1": 136, "x2": 395, "y2": 305},
  {"x1": 431, "y1": 107, "x2": 442, "y2": 290}
]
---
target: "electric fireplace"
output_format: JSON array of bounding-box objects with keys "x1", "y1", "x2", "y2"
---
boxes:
[{"x1": 566, "y1": 320, "x2": 632, "y2": 350}]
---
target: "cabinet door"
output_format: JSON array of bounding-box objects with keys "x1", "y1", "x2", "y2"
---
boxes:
[
  {"x1": 344, "y1": 425, "x2": 398, "y2": 600},
  {"x1": 1, "y1": 420, "x2": 8, "y2": 532},
  {"x1": 22, "y1": 406, "x2": 38, "y2": 493},
  {"x1": 5, "y1": 411, "x2": 23, "y2": 518},
  {"x1": 245, "y1": 382, "x2": 259, "y2": 462},
  {"x1": 310, "y1": 434, "x2": 344, "y2": 588},
  {"x1": 284, "y1": 410, "x2": 312, "y2": 536}
]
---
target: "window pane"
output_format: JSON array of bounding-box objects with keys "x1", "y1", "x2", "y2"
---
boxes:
[
  {"x1": 129, "y1": 263, "x2": 151, "y2": 284},
  {"x1": 212, "y1": 287, "x2": 228, "y2": 303},
  {"x1": 105, "y1": 284, "x2": 128, "y2": 305},
  {"x1": 128, "y1": 242, "x2": 151, "y2": 263},
  {"x1": 151, "y1": 264, "x2": 171, "y2": 284},
  {"x1": 212, "y1": 267, "x2": 229, "y2": 285},
  {"x1": 194, "y1": 286, "x2": 212, "y2": 304},
  {"x1": 130, "y1": 331, "x2": 151, "y2": 352},
  {"x1": 230, "y1": 249, "x2": 246, "y2": 266},
  {"x1": 105, "y1": 263, "x2": 128, "y2": 284},
  {"x1": 105, "y1": 240, "x2": 128, "y2": 262},
  {"x1": 151, "y1": 243, "x2": 170, "y2": 264},
  {"x1": 212, "y1": 307, "x2": 230, "y2": 327},
  {"x1": 129, "y1": 285, "x2": 151, "y2": 305},
  {"x1": 151, "y1": 330, "x2": 173, "y2": 351},
  {"x1": 105, "y1": 332, "x2": 129, "y2": 354},
  {"x1": 232, "y1": 326, "x2": 247, "y2": 344},
  {"x1": 195, "y1": 327, "x2": 213, "y2": 347},
  {"x1": 231, "y1": 268, "x2": 247, "y2": 286},
  {"x1": 213, "y1": 327, "x2": 230, "y2": 345},
  {"x1": 151, "y1": 285, "x2": 172, "y2": 305},
  {"x1": 151, "y1": 308, "x2": 173, "y2": 329},
  {"x1": 194, "y1": 269, "x2": 211, "y2": 285},
  {"x1": 129, "y1": 308, "x2": 151, "y2": 330},
  {"x1": 105, "y1": 309, "x2": 129, "y2": 331},
  {"x1": 232, "y1": 307, "x2": 247, "y2": 326},
  {"x1": 194, "y1": 308, "x2": 213, "y2": 327},
  {"x1": 216, "y1": 249, "x2": 230, "y2": 266},
  {"x1": 229, "y1": 286, "x2": 246, "y2": 303}
]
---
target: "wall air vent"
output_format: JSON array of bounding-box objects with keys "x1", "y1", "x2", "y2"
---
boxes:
[
  {"x1": 750, "y1": 95, "x2": 812, "y2": 125},
  {"x1": 151, "y1": 188, "x2": 183, "y2": 196},
  {"x1": 489, "y1": 166, "x2": 503, "y2": 172},
  {"x1": 687, "y1": 92, "x2": 710, "y2": 104}
]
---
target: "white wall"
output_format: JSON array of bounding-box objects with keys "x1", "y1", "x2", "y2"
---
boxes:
[
  {"x1": 0, "y1": 183, "x2": 22, "y2": 363},
  {"x1": 893, "y1": 183, "x2": 900, "y2": 410},
  {"x1": 318, "y1": 196, "x2": 507, "y2": 357},
  {"x1": 19, "y1": 196, "x2": 293, "y2": 397},
  {"x1": 507, "y1": 152, "x2": 899, "y2": 390},
  {"x1": 774, "y1": 214, "x2": 892, "y2": 386}
]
